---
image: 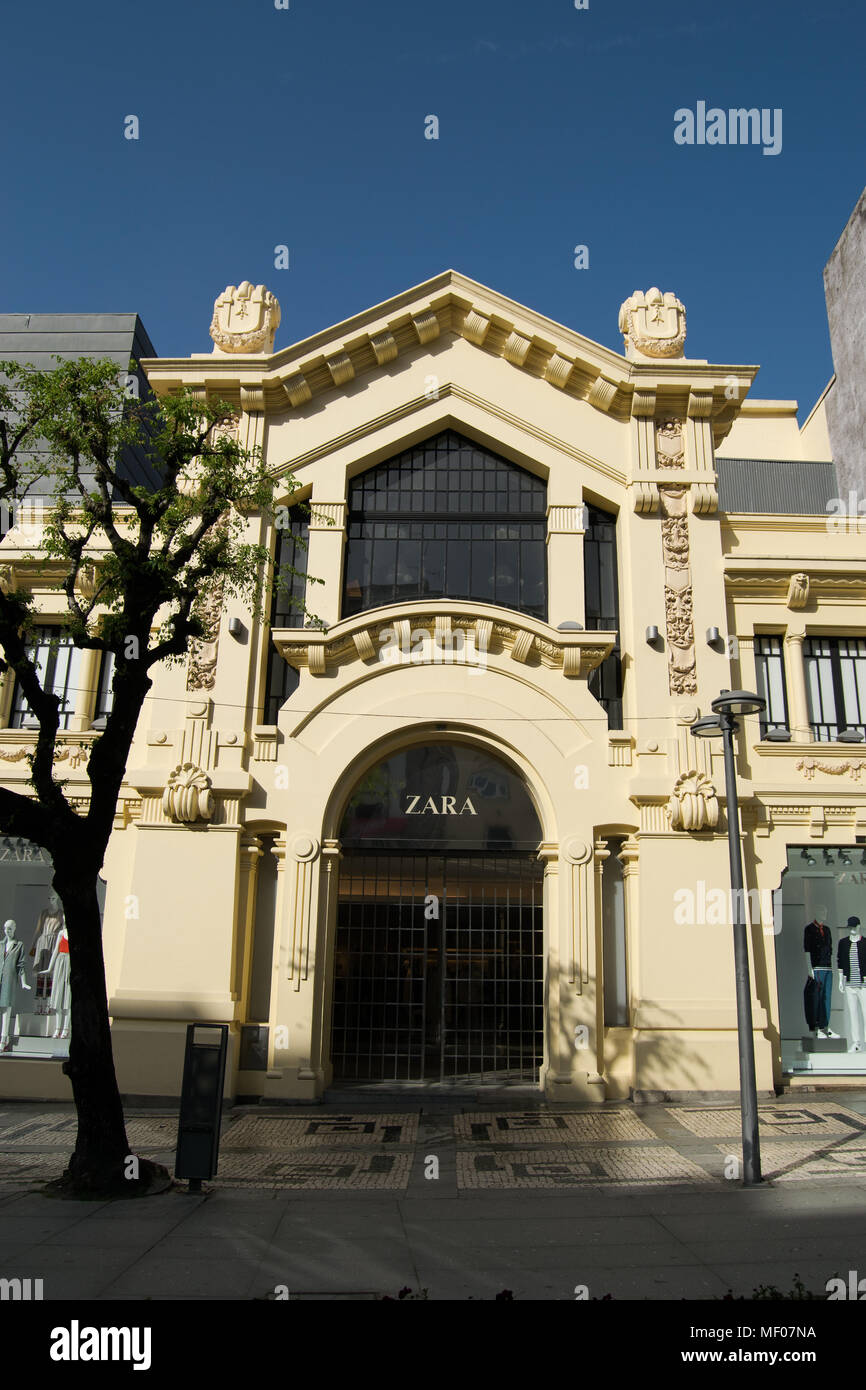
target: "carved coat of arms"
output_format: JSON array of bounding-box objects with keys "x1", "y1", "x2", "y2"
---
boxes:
[
  {"x1": 618, "y1": 288, "x2": 686, "y2": 360},
  {"x1": 210, "y1": 282, "x2": 281, "y2": 354}
]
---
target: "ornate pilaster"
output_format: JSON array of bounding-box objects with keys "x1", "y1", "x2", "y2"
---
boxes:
[
  {"x1": 234, "y1": 833, "x2": 264, "y2": 1011},
  {"x1": 618, "y1": 837, "x2": 640, "y2": 1025},
  {"x1": 286, "y1": 834, "x2": 321, "y2": 990},
  {"x1": 659, "y1": 484, "x2": 696, "y2": 695},
  {"x1": 562, "y1": 836, "x2": 593, "y2": 988},
  {"x1": 266, "y1": 834, "x2": 287, "y2": 1072},
  {"x1": 186, "y1": 579, "x2": 225, "y2": 693},
  {"x1": 546, "y1": 501, "x2": 585, "y2": 628},
  {"x1": 302, "y1": 500, "x2": 347, "y2": 626}
]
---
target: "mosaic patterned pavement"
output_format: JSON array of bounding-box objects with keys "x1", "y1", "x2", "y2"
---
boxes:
[
  {"x1": 1, "y1": 1099, "x2": 866, "y2": 1192},
  {"x1": 667, "y1": 1103, "x2": 866, "y2": 1139},
  {"x1": 454, "y1": 1110, "x2": 656, "y2": 1144},
  {"x1": 220, "y1": 1114, "x2": 419, "y2": 1149},
  {"x1": 215, "y1": 1149, "x2": 413, "y2": 1189},
  {"x1": 714, "y1": 1138, "x2": 866, "y2": 1183},
  {"x1": 457, "y1": 1145, "x2": 714, "y2": 1189}
]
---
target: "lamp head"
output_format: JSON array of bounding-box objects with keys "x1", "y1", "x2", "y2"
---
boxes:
[
  {"x1": 690, "y1": 714, "x2": 724, "y2": 739},
  {"x1": 711, "y1": 689, "x2": 766, "y2": 717}
]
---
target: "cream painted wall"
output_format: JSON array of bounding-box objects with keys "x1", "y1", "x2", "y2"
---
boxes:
[{"x1": 1, "y1": 272, "x2": 862, "y2": 1102}]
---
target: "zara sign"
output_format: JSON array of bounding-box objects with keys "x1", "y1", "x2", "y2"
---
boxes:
[{"x1": 404, "y1": 794, "x2": 478, "y2": 816}]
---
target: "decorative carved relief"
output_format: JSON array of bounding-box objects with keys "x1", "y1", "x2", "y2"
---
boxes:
[
  {"x1": 210, "y1": 282, "x2": 281, "y2": 354},
  {"x1": 655, "y1": 418, "x2": 685, "y2": 468},
  {"x1": 661, "y1": 516, "x2": 690, "y2": 569},
  {"x1": 659, "y1": 486, "x2": 696, "y2": 695},
  {"x1": 618, "y1": 288, "x2": 686, "y2": 360},
  {"x1": 412, "y1": 311, "x2": 439, "y2": 344},
  {"x1": 796, "y1": 758, "x2": 866, "y2": 781},
  {"x1": 667, "y1": 771, "x2": 720, "y2": 831},
  {"x1": 543, "y1": 354, "x2": 573, "y2": 388},
  {"x1": 326, "y1": 353, "x2": 355, "y2": 387},
  {"x1": 275, "y1": 606, "x2": 614, "y2": 679},
  {"x1": 587, "y1": 374, "x2": 618, "y2": 411},
  {"x1": 462, "y1": 310, "x2": 490, "y2": 345},
  {"x1": 503, "y1": 331, "x2": 531, "y2": 366},
  {"x1": 0, "y1": 744, "x2": 88, "y2": 768},
  {"x1": 186, "y1": 579, "x2": 225, "y2": 692},
  {"x1": 162, "y1": 763, "x2": 215, "y2": 823},
  {"x1": 369, "y1": 331, "x2": 398, "y2": 365},
  {"x1": 283, "y1": 373, "x2": 312, "y2": 407},
  {"x1": 786, "y1": 573, "x2": 810, "y2": 609}
]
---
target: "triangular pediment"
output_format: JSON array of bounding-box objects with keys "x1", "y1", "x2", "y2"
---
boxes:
[{"x1": 142, "y1": 270, "x2": 757, "y2": 446}]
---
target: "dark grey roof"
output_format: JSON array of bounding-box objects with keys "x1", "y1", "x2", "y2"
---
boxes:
[
  {"x1": 0, "y1": 313, "x2": 161, "y2": 492},
  {"x1": 716, "y1": 457, "x2": 839, "y2": 514}
]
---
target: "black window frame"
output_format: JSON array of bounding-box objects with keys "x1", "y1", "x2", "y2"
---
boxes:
[
  {"x1": 341, "y1": 430, "x2": 548, "y2": 621},
  {"x1": 583, "y1": 502, "x2": 623, "y2": 729},
  {"x1": 262, "y1": 505, "x2": 310, "y2": 724},
  {"x1": 804, "y1": 636, "x2": 866, "y2": 741},
  {"x1": 753, "y1": 634, "x2": 790, "y2": 738},
  {"x1": 9, "y1": 625, "x2": 82, "y2": 731}
]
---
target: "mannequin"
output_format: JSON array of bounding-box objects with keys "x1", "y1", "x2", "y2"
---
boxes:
[
  {"x1": 804, "y1": 905, "x2": 839, "y2": 1038},
  {"x1": 39, "y1": 924, "x2": 70, "y2": 1039},
  {"x1": 838, "y1": 916, "x2": 866, "y2": 1053},
  {"x1": 30, "y1": 893, "x2": 63, "y2": 970},
  {"x1": 0, "y1": 920, "x2": 32, "y2": 1051}
]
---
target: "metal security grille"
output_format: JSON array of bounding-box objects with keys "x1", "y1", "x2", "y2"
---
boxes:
[{"x1": 331, "y1": 851, "x2": 544, "y2": 1083}]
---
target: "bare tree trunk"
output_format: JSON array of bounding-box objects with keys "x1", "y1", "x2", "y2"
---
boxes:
[{"x1": 50, "y1": 861, "x2": 170, "y2": 1198}]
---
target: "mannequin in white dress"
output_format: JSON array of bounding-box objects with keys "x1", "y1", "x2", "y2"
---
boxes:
[{"x1": 0, "y1": 920, "x2": 32, "y2": 1051}]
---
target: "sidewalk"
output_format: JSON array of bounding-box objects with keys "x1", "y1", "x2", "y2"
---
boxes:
[{"x1": 1, "y1": 1092, "x2": 865, "y2": 1300}]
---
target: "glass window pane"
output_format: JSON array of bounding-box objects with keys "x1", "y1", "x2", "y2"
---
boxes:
[{"x1": 341, "y1": 430, "x2": 547, "y2": 619}]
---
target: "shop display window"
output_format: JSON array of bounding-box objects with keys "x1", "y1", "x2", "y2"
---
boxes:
[
  {"x1": 0, "y1": 837, "x2": 105, "y2": 1059},
  {"x1": 775, "y1": 845, "x2": 866, "y2": 1075}
]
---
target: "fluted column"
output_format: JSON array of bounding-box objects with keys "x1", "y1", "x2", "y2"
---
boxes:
[{"x1": 784, "y1": 631, "x2": 812, "y2": 741}]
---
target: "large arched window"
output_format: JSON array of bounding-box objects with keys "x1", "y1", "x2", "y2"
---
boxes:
[{"x1": 342, "y1": 430, "x2": 547, "y2": 620}]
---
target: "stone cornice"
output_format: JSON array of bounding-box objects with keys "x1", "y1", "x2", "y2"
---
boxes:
[
  {"x1": 272, "y1": 601, "x2": 616, "y2": 679},
  {"x1": 724, "y1": 565, "x2": 866, "y2": 603},
  {"x1": 140, "y1": 271, "x2": 758, "y2": 446}
]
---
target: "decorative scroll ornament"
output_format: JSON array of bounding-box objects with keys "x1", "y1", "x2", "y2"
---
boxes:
[
  {"x1": 667, "y1": 771, "x2": 719, "y2": 831},
  {"x1": 209, "y1": 282, "x2": 281, "y2": 354},
  {"x1": 186, "y1": 579, "x2": 225, "y2": 692},
  {"x1": 618, "y1": 288, "x2": 686, "y2": 361},
  {"x1": 162, "y1": 763, "x2": 215, "y2": 823}
]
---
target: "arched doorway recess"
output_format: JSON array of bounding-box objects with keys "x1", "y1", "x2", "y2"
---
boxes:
[{"x1": 331, "y1": 742, "x2": 544, "y2": 1084}]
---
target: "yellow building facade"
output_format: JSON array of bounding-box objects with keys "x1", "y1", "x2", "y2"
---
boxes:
[{"x1": 1, "y1": 272, "x2": 864, "y2": 1104}]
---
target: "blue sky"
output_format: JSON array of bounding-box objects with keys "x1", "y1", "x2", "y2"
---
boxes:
[{"x1": 2, "y1": 0, "x2": 864, "y2": 418}]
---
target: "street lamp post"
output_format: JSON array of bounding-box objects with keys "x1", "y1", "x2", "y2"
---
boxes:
[{"x1": 691, "y1": 689, "x2": 766, "y2": 1187}]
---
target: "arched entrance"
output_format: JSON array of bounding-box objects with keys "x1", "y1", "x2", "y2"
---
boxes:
[{"x1": 331, "y1": 742, "x2": 545, "y2": 1084}]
